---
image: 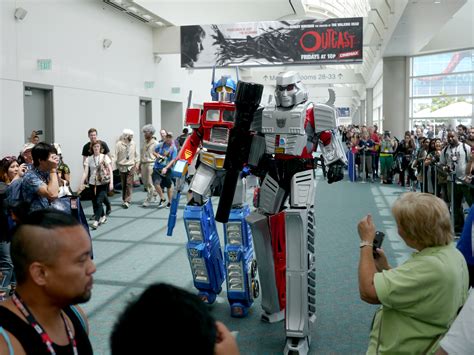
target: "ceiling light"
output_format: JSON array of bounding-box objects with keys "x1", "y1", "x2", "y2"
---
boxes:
[
  {"x1": 142, "y1": 14, "x2": 152, "y2": 20},
  {"x1": 127, "y1": 6, "x2": 138, "y2": 13},
  {"x1": 155, "y1": 21, "x2": 164, "y2": 26},
  {"x1": 434, "y1": 0, "x2": 441, "y2": 3},
  {"x1": 111, "y1": 0, "x2": 123, "y2": 4},
  {"x1": 14, "y1": 7, "x2": 28, "y2": 20}
]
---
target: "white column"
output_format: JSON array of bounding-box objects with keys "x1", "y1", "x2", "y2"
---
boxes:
[
  {"x1": 383, "y1": 57, "x2": 409, "y2": 138},
  {"x1": 366, "y1": 89, "x2": 373, "y2": 126},
  {"x1": 360, "y1": 100, "x2": 366, "y2": 126}
]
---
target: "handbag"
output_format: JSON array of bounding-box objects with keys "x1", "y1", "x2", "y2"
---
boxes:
[{"x1": 95, "y1": 155, "x2": 111, "y2": 184}]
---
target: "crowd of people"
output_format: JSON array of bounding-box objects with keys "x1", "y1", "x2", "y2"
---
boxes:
[
  {"x1": 343, "y1": 123, "x2": 474, "y2": 234},
  {"x1": 0, "y1": 122, "x2": 473, "y2": 353}
]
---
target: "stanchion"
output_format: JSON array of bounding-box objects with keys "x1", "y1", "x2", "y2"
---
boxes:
[
  {"x1": 434, "y1": 165, "x2": 438, "y2": 196},
  {"x1": 450, "y1": 171, "x2": 456, "y2": 231},
  {"x1": 421, "y1": 161, "x2": 425, "y2": 193},
  {"x1": 361, "y1": 149, "x2": 367, "y2": 184}
]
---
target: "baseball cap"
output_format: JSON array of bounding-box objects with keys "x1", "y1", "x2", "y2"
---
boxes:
[{"x1": 21, "y1": 143, "x2": 35, "y2": 154}]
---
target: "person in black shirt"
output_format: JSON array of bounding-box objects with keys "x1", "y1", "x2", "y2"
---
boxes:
[
  {"x1": 82, "y1": 128, "x2": 112, "y2": 216},
  {"x1": 0, "y1": 210, "x2": 95, "y2": 354}
]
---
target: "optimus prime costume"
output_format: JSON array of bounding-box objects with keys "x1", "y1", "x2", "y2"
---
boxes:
[
  {"x1": 216, "y1": 72, "x2": 346, "y2": 354},
  {"x1": 167, "y1": 71, "x2": 260, "y2": 317}
]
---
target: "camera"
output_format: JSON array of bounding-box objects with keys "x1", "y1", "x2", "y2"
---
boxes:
[{"x1": 373, "y1": 231, "x2": 385, "y2": 258}]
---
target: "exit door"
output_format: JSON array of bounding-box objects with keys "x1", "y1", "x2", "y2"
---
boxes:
[{"x1": 24, "y1": 86, "x2": 54, "y2": 144}]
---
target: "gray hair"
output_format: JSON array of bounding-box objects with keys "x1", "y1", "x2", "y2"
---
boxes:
[{"x1": 142, "y1": 124, "x2": 156, "y2": 135}]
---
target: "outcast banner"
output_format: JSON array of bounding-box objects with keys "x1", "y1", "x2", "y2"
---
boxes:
[{"x1": 180, "y1": 18, "x2": 363, "y2": 68}]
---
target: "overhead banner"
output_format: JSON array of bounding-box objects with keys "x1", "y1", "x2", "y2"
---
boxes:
[{"x1": 180, "y1": 18, "x2": 363, "y2": 68}]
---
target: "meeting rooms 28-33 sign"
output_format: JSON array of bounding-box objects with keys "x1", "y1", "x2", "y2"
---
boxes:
[{"x1": 180, "y1": 18, "x2": 363, "y2": 68}]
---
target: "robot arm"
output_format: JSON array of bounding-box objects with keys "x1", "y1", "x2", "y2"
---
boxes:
[
  {"x1": 177, "y1": 128, "x2": 203, "y2": 165},
  {"x1": 167, "y1": 128, "x2": 203, "y2": 236},
  {"x1": 309, "y1": 104, "x2": 347, "y2": 183}
]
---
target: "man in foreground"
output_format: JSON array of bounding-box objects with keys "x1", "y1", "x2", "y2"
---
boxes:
[{"x1": 0, "y1": 209, "x2": 95, "y2": 354}]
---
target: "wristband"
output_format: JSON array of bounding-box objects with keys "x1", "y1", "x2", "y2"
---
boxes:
[{"x1": 360, "y1": 240, "x2": 373, "y2": 248}]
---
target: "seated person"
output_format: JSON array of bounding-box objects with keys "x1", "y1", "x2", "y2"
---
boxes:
[
  {"x1": 111, "y1": 283, "x2": 239, "y2": 355},
  {"x1": 357, "y1": 192, "x2": 468, "y2": 354}
]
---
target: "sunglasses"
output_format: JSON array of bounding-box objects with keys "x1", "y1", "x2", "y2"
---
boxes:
[{"x1": 1, "y1": 156, "x2": 17, "y2": 163}]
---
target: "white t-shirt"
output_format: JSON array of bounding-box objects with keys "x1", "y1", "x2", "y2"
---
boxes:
[
  {"x1": 440, "y1": 289, "x2": 474, "y2": 354},
  {"x1": 85, "y1": 154, "x2": 112, "y2": 185}
]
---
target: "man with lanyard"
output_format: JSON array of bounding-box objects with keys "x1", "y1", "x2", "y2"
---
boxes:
[
  {"x1": 440, "y1": 131, "x2": 472, "y2": 234},
  {"x1": 0, "y1": 209, "x2": 95, "y2": 354},
  {"x1": 152, "y1": 133, "x2": 177, "y2": 208},
  {"x1": 81, "y1": 128, "x2": 112, "y2": 216}
]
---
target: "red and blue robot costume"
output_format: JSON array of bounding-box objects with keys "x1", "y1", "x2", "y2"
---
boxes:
[{"x1": 167, "y1": 71, "x2": 259, "y2": 317}]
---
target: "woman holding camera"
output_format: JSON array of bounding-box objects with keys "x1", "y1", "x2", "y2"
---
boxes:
[
  {"x1": 358, "y1": 193, "x2": 468, "y2": 354},
  {"x1": 0, "y1": 156, "x2": 26, "y2": 298}
]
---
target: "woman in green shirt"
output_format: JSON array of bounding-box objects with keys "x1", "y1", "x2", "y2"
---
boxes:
[{"x1": 357, "y1": 193, "x2": 469, "y2": 354}]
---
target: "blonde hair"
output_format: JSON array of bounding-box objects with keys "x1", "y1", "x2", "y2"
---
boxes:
[{"x1": 392, "y1": 192, "x2": 453, "y2": 248}]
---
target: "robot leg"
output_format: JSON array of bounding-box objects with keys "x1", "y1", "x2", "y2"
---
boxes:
[
  {"x1": 184, "y1": 199, "x2": 225, "y2": 304},
  {"x1": 223, "y1": 204, "x2": 258, "y2": 317},
  {"x1": 284, "y1": 170, "x2": 316, "y2": 355},
  {"x1": 246, "y1": 210, "x2": 286, "y2": 323}
]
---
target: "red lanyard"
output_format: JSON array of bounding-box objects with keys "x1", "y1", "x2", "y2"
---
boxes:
[{"x1": 12, "y1": 292, "x2": 78, "y2": 355}]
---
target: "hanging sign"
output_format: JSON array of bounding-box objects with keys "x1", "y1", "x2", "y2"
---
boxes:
[{"x1": 180, "y1": 17, "x2": 362, "y2": 68}]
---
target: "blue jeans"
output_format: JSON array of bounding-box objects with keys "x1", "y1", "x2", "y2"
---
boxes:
[{"x1": 0, "y1": 241, "x2": 14, "y2": 290}]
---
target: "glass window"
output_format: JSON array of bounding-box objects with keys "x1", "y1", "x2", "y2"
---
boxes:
[
  {"x1": 205, "y1": 110, "x2": 220, "y2": 122},
  {"x1": 411, "y1": 49, "x2": 473, "y2": 77},
  {"x1": 222, "y1": 110, "x2": 235, "y2": 122},
  {"x1": 411, "y1": 73, "x2": 473, "y2": 97}
]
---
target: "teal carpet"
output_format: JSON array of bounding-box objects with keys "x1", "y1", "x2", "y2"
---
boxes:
[{"x1": 81, "y1": 175, "x2": 413, "y2": 354}]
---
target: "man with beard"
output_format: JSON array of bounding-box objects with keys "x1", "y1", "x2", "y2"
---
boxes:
[{"x1": 0, "y1": 209, "x2": 95, "y2": 354}]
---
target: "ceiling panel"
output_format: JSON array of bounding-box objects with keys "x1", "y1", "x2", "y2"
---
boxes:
[
  {"x1": 135, "y1": 0, "x2": 301, "y2": 26},
  {"x1": 383, "y1": 0, "x2": 468, "y2": 56}
]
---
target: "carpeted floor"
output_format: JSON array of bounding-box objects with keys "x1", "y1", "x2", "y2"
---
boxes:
[{"x1": 81, "y1": 174, "x2": 413, "y2": 354}]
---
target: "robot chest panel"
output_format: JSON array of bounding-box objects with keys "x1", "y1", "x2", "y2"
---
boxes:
[
  {"x1": 202, "y1": 126, "x2": 229, "y2": 152},
  {"x1": 262, "y1": 104, "x2": 307, "y2": 135},
  {"x1": 262, "y1": 104, "x2": 308, "y2": 155}
]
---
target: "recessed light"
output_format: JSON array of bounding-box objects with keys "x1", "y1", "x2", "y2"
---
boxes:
[
  {"x1": 434, "y1": 0, "x2": 441, "y2": 4},
  {"x1": 142, "y1": 14, "x2": 152, "y2": 20},
  {"x1": 127, "y1": 6, "x2": 138, "y2": 13},
  {"x1": 155, "y1": 21, "x2": 164, "y2": 26}
]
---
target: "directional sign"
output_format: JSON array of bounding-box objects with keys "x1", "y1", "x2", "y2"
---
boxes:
[{"x1": 251, "y1": 69, "x2": 363, "y2": 85}]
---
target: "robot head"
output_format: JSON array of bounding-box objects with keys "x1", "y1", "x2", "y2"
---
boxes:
[
  {"x1": 274, "y1": 71, "x2": 308, "y2": 108},
  {"x1": 211, "y1": 75, "x2": 237, "y2": 102}
]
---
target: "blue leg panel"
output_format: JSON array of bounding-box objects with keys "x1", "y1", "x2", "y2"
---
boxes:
[
  {"x1": 184, "y1": 199, "x2": 225, "y2": 304},
  {"x1": 223, "y1": 204, "x2": 257, "y2": 317}
]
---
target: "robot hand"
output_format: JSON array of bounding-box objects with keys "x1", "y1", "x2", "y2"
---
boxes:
[{"x1": 327, "y1": 160, "x2": 345, "y2": 184}]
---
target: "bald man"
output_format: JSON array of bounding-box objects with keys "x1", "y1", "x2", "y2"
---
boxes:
[{"x1": 0, "y1": 209, "x2": 95, "y2": 354}]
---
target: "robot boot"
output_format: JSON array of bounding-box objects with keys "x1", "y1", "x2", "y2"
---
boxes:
[
  {"x1": 223, "y1": 204, "x2": 259, "y2": 317},
  {"x1": 184, "y1": 199, "x2": 225, "y2": 304}
]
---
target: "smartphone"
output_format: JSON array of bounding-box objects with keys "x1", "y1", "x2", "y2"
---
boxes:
[
  {"x1": 35, "y1": 129, "x2": 43, "y2": 135},
  {"x1": 373, "y1": 231, "x2": 385, "y2": 258}
]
